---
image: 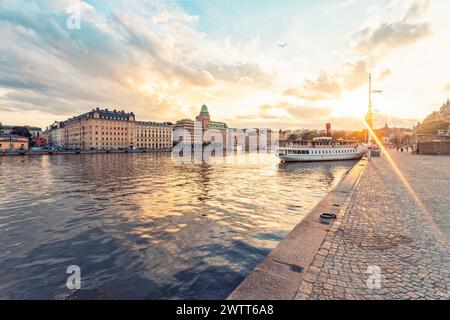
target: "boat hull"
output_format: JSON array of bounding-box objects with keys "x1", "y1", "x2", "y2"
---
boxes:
[{"x1": 277, "y1": 153, "x2": 365, "y2": 163}]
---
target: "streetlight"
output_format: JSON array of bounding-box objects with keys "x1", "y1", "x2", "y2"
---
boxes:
[{"x1": 366, "y1": 73, "x2": 382, "y2": 160}]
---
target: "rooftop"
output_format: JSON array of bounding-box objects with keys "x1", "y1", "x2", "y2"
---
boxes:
[
  {"x1": 65, "y1": 108, "x2": 134, "y2": 124},
  {"x1": 200, "y1": 104, "x2": 209, "y2": 116},
  {"x1": 0, "y1": 134, "x2": 28, "y2": 139},
  {"x1": 136, "y1": 121, "x2": 174, "y2": 126}
]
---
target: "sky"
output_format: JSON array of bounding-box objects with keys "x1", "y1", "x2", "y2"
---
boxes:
[{"x1": 0, "y1": 0, "x2": 449, "y2": 130}]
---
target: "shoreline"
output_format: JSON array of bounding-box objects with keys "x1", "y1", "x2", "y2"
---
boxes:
[
  {"x1": 228, "y1": 158, "x2": 367, "y2": 300},
  {"x1": 0, "y1": 149, "x2": 173, "y2": 156}
]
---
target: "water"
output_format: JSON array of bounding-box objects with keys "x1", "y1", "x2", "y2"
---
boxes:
[{"x1": 0, "y1": 152, "x2": 355, "y2": 299}]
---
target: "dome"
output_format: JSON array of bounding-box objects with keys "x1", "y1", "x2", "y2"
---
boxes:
[{"x1": 200, "y1": 104, "x2": 209, "y2": 116}]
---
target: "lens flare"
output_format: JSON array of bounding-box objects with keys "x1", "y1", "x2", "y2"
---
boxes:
[{"x1": 362, "y1": 119, "x2": 449, "y2": 247}]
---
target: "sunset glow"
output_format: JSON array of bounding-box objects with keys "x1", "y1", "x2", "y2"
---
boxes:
[{"x1": 1, "y1": 0, "x2": 449, "y2": 129}]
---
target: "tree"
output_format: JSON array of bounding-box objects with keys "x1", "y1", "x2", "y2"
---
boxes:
[
  {"x1": 287, "y1": 134, "x2": 298, "y2": 141},
  {"x1": 417, "y1": 121, "x2": 449, "y2": 135},
  {"x1": 302, "y1": 131, "x2": 319, "y2": 141}
]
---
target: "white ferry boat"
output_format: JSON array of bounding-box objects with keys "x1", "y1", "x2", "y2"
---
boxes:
[{"x1": 277, "y1": 137, "x2": 367, "y2": 163}]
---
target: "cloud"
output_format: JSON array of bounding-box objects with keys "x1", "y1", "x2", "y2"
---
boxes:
[
  {"x1": 284, "y1": 73, "x2": 342, "y2": 101},
  {"x1": 281, "y1": 103, "x2": 331, "y2": 120},
  {"x1": 284, "y1": 1, "x2": 432, "y2": 102},
  {"x1": 0, "y1": 0, "x2": 272, "y2": 124},
  {"x1": 351, "y1": 0, "x2": 432, "y2": 58},
  {"x1": 234, "y1": 102, "x2": 331, "y2": 123},
  {"x1": 228, "y1": 101, "x2": 418, "y2": 130},
  {"x1": 0, "y1": 0, "x2": 441, "y2": 130},
  {"x1": 378, "y1": 69, "x2": 392, "y2": 80},
  {"x1": 342, "y1": 60, "x2": 370, "y2": 90},
  {"x1": 205, "y1": 62, "x2": 274, "y2": 88},
  {"x1": 444, "y1": 83, "x2": 450, "y2": 92},
  {"x1": 283, "y1": 60, "x2": 369, "y2": 100}
]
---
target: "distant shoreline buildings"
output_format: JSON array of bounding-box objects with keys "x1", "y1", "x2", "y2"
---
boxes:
[
  {"x1": 40, "y1": 104, "x2": 277, "y2": 151},
  {"x1": 43, "y1": 107, "x2": 173, "y2": 150},
  {"x1": 4, "y1": 98, "x2": 449, "y2": 153}
]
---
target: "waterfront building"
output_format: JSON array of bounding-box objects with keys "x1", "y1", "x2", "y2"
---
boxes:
[
  {"x1": 31, "y1": 137, "x2": 48, "y2": 147},
  {"x1": 63, "y1": 108, "x2": 136, "y2": 150},
  {"x1": 1, "y1": 125, "x2": 42, "y2": 138},
  {"x1": 48, "y1": 121, "x2": 65, "y2": 148},
  {"x1": 28, "y1": 127, "x2": 43, "y2": 138},
  {"x1": 1, "y1": 125, "x2": 15, "y2": 134},
  {"x1": 0, "y1": 134, "x2": 29, "y2": 152},
  {"x1": 279, "y1": 130, "x2": 288, "y2": 141},
  {"x1": 136, "y1": 121, "x2": 174, "y2": 150},
  {"x1": 174, "y1": 104, "x2": 229, "y2": 145},
  {"x1": 46, "y1": 108, "x2": 177, "y2": 150},
  {"x1": 40, "y1": 129, "x2": 49, "y2": 144},
  {"x1": 196, "y1": 104, "x2": 229, "y2": 144},
  {"x1": 173, "y1": 119, "x2": 198, "y2": 144}
]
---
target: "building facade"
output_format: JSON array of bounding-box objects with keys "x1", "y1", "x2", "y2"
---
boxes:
[
  {"x1": 0, "y1": 134, "x2": 29, "y2": 152},
  {"x1": 48, "y1": 121, "x2": 65, "y2": 148},
  {"x1": 174, "y1": 104, "x2": 229, "y2": 145},
  {"x1": 136, "y1": 121, "x2": 174, "y2": 150},
  {"x1": 63, "y1": 108, "x2": 136, "y2": 150},
  {"x1": 28, "y1": 127, "x2": 42, "y2": 138},
  {"x1": 173, "y1": 119, "x2": 201, "y2": 144},
  {"x1": 46, "y1": 108, "x2": 176, "y2": 150},
  {"x1": 0, "y1": 125, "x2": 41, "y2": 138}
]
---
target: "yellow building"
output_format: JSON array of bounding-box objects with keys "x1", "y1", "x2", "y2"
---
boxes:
[
  {"x1": 63, "y1": 108, "x2": 136, "y2": 150},
  {"x1": 0, "y1": 134, "x2": 29, "y2": 152},
  {"x1": 136, "y1": 121, "x2": 174, "y2": 150}
]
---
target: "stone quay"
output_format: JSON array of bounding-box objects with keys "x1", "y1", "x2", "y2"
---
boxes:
[{"x1": 229, "y1": 150, "x2": 450, "y2": 300}]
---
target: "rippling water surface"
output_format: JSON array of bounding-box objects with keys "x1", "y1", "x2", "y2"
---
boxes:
[{"x1": 0, "y1": 153, "x2": 355, "y2": 299}]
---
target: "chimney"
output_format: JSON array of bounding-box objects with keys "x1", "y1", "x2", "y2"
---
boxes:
[{"x1": 326, "y1": 123, "x2": 331, "y2": 137}]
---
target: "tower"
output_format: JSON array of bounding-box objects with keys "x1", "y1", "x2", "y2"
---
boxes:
[
  {"x1": 326, "y1": 123, "x2": 331, "y2": 137},
  {"x1": 196, "y1": 104, "x2": 211, "y2": 131}
]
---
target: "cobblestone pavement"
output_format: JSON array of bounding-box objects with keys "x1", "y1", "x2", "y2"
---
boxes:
[{"x1": 295, "y1": 151, "x2": 450, "y2": 300}]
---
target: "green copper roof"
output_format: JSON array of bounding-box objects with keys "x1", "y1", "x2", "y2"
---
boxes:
[{"x1": 200, "y1": 104, "x2": 209, "y2": 115}]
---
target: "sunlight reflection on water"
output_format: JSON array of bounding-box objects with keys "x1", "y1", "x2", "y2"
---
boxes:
[{"x1": 0, "y1": 152, "x2": 355, "y2": 299}]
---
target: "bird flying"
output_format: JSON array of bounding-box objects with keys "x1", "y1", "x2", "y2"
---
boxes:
[{"x1": 278, "y1": 43, "x2": 288, "y2": 48}]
